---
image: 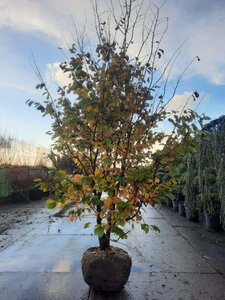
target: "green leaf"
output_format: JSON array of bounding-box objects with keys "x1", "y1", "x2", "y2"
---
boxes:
[
  {"x1": 84, "y1": 222, "x2": 91, "y2": 229},
  {"x1": 91, "y1": 196, "x2": 103, "y2": 207},
  {"x1": 58, "y1": 170, "x2": 67, "y2": 177},
  {"x1": 87, "y1": 82, "x2": 93, "y2": 89},
  {"x1": 46, "y1": 199, "x2": 56, "y2": 209},
  {"x1": 150, "y1": 225, "x2": 160, "y2": 232},
  {"x1": 34, "y1": 178, "x2": 41, "y2": 183},
  {"x1": 81, "y1": 196, "x2": 91, "y2": 204},
  {"x1": 94, "y1": 224, "x2": 105, "y2": 238},
  {"x1": 117, "y1": 201, "x2": 133, "y2": 210},
  {"x1": 114, "y1": 176, "x2": 121, "y2": 184},
  {"x1": 107, "y1": 187, "x2": 115, "y2": 197},
  {"x1": 27, "y1": 100, "x2": 34, "y2": 107},
  {"x1": 168, "y1": 118, "x2": 176, "y2": 125},
  {"x1": 141, "y1": 223, "x2": 150, "y2": 234},
  {"x1": 111, "y1": 226, "x2": 127, "y2": 239},
  {"x1": 81, "y1": 177, "x2": 93, "y2": 185},
  {"x1": 106, "y1": 138, "x2": 112, "y2": 148},
  {"x1": 120, "y1": 178, "x2": 127, "y2": 187},
  {"x1": 166, "y1": 192, "x2": 175, "y2": 200},
  {"x1": 74, "y1": 183, "x2": 83, "y2": 191}
]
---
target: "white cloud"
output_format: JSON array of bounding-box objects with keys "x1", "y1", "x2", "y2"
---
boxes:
[
  {"x1": 46, "y1": 62, "x2": 71, "y2": 87},
  {"x1": 165, "y1": 92, "x2": 192, "y2": 113},
  {"x1": 0, "y1": 0, "x2": 92, "y2": 46},
  {"x1": 1, "y1": 0, "x2": 225, "y2": 89},
  {"x1": 165, "y1": 91, "x2": 206, "y2": 114}
]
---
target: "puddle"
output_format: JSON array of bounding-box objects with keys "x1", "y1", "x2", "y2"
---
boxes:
[
  {"x1": 71, "y1": 259, "x2": 81, "y2": 271},
  {"x1": 132, "y1": 265, "x2": 145, "y2": 273}
]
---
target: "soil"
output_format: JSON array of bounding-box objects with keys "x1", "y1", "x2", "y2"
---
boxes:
[{"x1": 0, "y1": 198, "x2": 54, "y2": 251}]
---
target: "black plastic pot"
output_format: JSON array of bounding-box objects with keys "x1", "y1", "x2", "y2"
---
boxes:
[
  {"x1": 178, "y1": 202, "x2": 186, "y2": 217},
  {"x1": 185, "y1": 207, "x2": 199, "y2": 222},
  {"x1": 172, "y1": 200, "x2": 178, "y2": 212},
  {"x1": 204, "y1": 212, "x2": 223, "y2": 231},
  {"x1": 166, "y1": 199, "x2": 173, "y2": 207},
  {"x1": 29, "y1": 189, "x2": 43, "y2": 200}
]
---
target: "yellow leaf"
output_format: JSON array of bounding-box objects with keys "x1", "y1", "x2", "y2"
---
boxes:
[
  {"x1": 57, "y1": 202, "x2": 64, "y2": 209},
  {"x1": 65, "y1": 199, "x2": 72, "y2": 206},
  {"x1": 99, "y1": 212, "x2": 105, "y2": 219},
  {"x1": 94, "y1": 168, "x2": 103, "y2": 176},
  {"x1": 144, "y1": 192, "x2": 149, "y2": 200}
]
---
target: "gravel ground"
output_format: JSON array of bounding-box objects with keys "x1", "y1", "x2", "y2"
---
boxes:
[{"x1": 0, "y1": 198, "x2": 54, "y2": 251}]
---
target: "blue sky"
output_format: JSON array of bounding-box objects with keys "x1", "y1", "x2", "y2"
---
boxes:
[{"x1": 0, "y1": 0, "x2": 225, "y2": 147}]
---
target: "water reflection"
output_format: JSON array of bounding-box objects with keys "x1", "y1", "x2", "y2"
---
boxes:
[{"x1": 131, "y1": 265, "x2": 145, "y2": 273}]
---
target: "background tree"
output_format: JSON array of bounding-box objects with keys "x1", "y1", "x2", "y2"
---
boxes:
[{"x1": 28, "y1": 0, "x2": 205, "y2": 250}]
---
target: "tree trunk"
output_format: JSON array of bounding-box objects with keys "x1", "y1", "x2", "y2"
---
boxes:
[
  {"x1": 99, "y1": 231, "x2": 110, "y2": 250},
  {"x1": 96, "y1": 201, "x2": 111, "y2": 250}
]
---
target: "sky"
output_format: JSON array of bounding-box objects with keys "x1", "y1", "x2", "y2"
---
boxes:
[{"x1": 0, "y1": 0, "x2": 225, "y2": 148}]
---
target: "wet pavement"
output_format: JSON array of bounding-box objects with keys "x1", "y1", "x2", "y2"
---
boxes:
[{"x1": 0, "y1": 201, "x2": 225, "y2": 300}]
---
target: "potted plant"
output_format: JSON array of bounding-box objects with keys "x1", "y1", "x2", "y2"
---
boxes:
[
  {"x1": 184, "y1": 154, "x2": 200, "y2": 222},
  {"x1": 178, "y1": 193, "x2": 186, "y2": 217},
  {"x1": 172, "y1": 163, "x2": 186, "y2": 215},
  {"x1": 218, "y1": 151, "x2": 225, "y2": 231},
  {"x1": 153, "y1": 168, "x2": 173, "y2": 207},
  {"x1": 215, "y1": 116, "x2": 225, "y2": 230},
  {"x1": 28, "y1": 0, "x2": 204, "y2": 292},
  {"x1": 155, "y1": 148, "x2": 192, "y2": 216},
  {"x1": 198, "y1": 124, "x2": 223, "y2": 231},
  {"x1": 171, "y1": 163, "x2": 187, "y2": 213},
  {"x1": 201, "y1": 167, "x2": 222, "y2": 231}
]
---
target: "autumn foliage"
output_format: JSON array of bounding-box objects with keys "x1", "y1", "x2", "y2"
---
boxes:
[{"x1": 28, "y1": 0, "x2": 205, "y2": 250}]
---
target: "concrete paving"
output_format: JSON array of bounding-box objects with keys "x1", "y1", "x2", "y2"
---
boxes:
[{"x1": 0, "y1": 203, "x2": 225, "y2": 300}]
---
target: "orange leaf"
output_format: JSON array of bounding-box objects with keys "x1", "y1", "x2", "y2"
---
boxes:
[
  {"x1": 103, "y1": 197, "x2": 113, "y2": 209},
  {"x1": 83, "y1": 184, "x2": 92, "y2": 192},
  {"x1": 112, "y1": 196, "x2": 121, "y2": 204},
  {"x1": 74, "y1": 174, "x2": 83, "y2": 182}
]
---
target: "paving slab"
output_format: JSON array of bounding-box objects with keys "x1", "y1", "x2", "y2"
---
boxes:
[
  {"x1": 0, "y1": 234, "x2": 96, "y2": 272},
  {"x1": 0, "y1": 203, "x2": 225, "y2": 299},
  {"x1": 127, "y1": 219, "x2": 181, "y2": 237},
  {"x1": 173, "y1": 226, "x2": 225, "y2": 274},
  {"x1": 156, "y1": 206, "x2": 203, "y2": 228},
  {"x1": 90, "y1": 272, "x2": 225, "y2": 300},
  {"x1": 156, "y1": 206, "x2": 225, "y2": 274},
  {"x1": 29, "y1": 217, "x2": 96, "y2": 235},
  {"x1": 116, "y1": 234, "x2": 216, "y2": 273},
  {"x1": 140, "y1": 206, "x2": 164, "y2": 219},
  {"x1": 0, "y1": 272, "x2": 89, "y2": 300}
]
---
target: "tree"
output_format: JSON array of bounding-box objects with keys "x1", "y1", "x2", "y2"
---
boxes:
[{"x1": 28, "y1": 0, "x2": 205, "y2": 250}]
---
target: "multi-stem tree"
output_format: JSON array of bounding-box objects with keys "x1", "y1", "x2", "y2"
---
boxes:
[{"x1": 28, "y1": 0, "x2": 204, "y2": 250}]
